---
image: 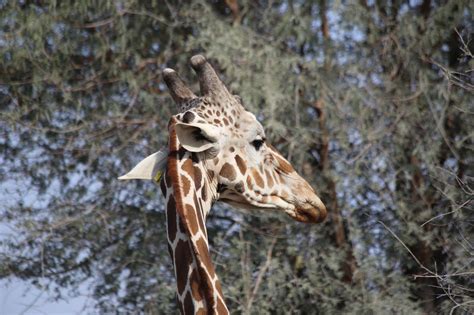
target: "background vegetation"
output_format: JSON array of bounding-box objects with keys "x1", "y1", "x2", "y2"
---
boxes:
[{"x1": 1, "y1": 0, "x2": 472, "y2": 314}]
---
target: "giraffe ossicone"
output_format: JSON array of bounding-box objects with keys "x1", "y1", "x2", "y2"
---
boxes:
[{"x1": 120, "y1": 55, "x2": 327, "y2": 314}]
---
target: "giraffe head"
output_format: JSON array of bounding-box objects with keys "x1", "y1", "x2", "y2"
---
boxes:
[{"x1": 163, "y1": 55, "x2": 327, "y2": 224}]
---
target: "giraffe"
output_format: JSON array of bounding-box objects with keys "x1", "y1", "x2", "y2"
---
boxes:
[{"x1": 119, "y1": 55, "x2": 327, "y2": 314}]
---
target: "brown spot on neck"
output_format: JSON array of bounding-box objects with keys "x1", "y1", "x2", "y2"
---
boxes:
[
  {"x1": 174, "y1": 238, "x2": 193, "y2": 294},
  {"x1": 185, "y1": 204, "x2": 199, "y2": 235},
  {"x1": 165, "y1": 169, "x2": 173, "y2": 188},
  {"x1": 196, "y1": 308, "x2": 206, "y2": 315},
  {"x1": 183, "y1": 291, "x2": 195, "y2": 314},
  {"x1": 195, "y1": 238, "x2": 216, "y2": 279},
  {"x1": 190, "y1": 269, "x2": 204, "y2": 302},
  {"x1": 167, "y1": 197, "x2": 177, "y2": 242},
  {"x1": 181, "y1": 175, "x2": 191, "y2": 196},
  {"x1": 193, "y1": 166, "x2": 202, "y2": 191},
  {"x1": 216, "y1": 295, "x2": 228, "y2": 314},
  {"x1": 182, "y1": 157, "x2": 194, "y2": 177}
]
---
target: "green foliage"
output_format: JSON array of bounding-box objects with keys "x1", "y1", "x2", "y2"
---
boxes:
[{"x1": 1, "y1": 0, "x2": 472, "y2": 313}]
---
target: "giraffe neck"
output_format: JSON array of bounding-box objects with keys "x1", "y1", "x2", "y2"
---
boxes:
[{"x1": 160, "y1": 118, "x2": 229, "y2": 315}]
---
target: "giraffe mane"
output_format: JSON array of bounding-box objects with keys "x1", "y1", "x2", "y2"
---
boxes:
[{"x1": 167, "y1": 116, "x2": 226, "y2": 313}]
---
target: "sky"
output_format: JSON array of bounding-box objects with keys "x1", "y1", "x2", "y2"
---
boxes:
[
  {"x1": 0, "y1": 179, "x2": 93, "y2": 315},
  {"x1": 0, "y1": 280, "x2": 92, "y2": 315}
]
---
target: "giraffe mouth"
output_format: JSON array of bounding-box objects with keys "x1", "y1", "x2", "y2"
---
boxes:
[
  {"x1": 289, "y1": 203, "x2": 327, "y2": 224},
  {"x1": 288, "y1": 196, "x2": 327, "y2": 224},
  {"x1": 220, "y1": 190, "x2": 290, "y2": 213},
  {"x1": 220, "y1": 190, "x2": 326, "y2": 224}
]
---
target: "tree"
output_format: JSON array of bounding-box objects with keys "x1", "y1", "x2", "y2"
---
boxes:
[{"x1": 1, "y1": 0, "x2": 472, "y2": 313}]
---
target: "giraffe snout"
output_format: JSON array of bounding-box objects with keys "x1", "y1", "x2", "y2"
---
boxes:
[
  {"x1": 287, "y1": 181, "x2": 327, "y2": 224},
  {"x1": 309, "y1": 197, "x2": 327, "y2": 223},
  {"x1": 294, "y1": 197, "x2": 327, "y2": 223}
]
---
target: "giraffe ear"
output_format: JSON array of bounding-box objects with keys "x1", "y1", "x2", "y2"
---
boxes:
[
  {"x1": 175, "y1": 122, "x2": 219, "y2": 152},
  {"x1": 118, "y1": 148, "x2": 168, "y2": 182}
]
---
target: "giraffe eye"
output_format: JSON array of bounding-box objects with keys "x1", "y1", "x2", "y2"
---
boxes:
[{"x1": 251, "y1": 138, "x2": 265, "y2": 151}]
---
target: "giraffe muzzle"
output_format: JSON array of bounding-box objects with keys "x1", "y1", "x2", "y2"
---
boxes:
[{"x1": 291, "y1": 198, "x2": 327, "y2": 224}]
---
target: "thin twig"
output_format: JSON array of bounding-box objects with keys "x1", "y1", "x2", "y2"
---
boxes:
[
  {"x1": 450, "y1": 301, "x2": 474, "y2": 315},
  {"x1": 245, "y1": 237, "x2": 277, "y2": 313},
  {"x1": 377, "y1": 220, "x2": 432, "y2": 275},
  {"x1": 420, "y1": 199, "x2": 471, "y2": 227}
]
